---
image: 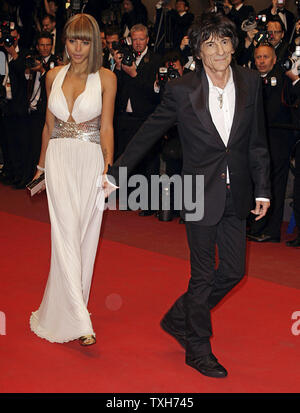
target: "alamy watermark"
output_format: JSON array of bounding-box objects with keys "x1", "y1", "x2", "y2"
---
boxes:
[
  {"x1": 0, "y1": 311, "x2": 6, "y2": 335},
  {"x1": 291, "y1": 311, "x2": 300, "y2": 336},
  {"x1": 96, "y1": 167, "x2": 205, "y2": 222}
]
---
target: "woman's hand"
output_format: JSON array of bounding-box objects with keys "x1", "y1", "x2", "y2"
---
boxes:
[{"x1": 32, "y1": 168, "x2": 46, "y2": 194}]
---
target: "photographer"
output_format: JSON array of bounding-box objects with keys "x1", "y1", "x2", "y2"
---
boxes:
[
  {"x1": 19, "y1": 31, "x2": 60, "y2": 189},
  {"x1": 41, "y1": 13, "x2": 64, "y2": 55},
  {"x1": 223, "y1": 0, "x2": 255, "y2": 31},
  {"x1": 247, "y1": 42, "x2": 295, "y2": 242},
  {"x1": 266, "y1": 16, "x2": 290, "y2": 64},
  {"x1": 114, "y1": 23, "x2": 161, "y2": 215},
  {"x1": 154, "y1": 0, "x2": 194, "y2": 53},
  {"x1": 120, "y1": 0, "x2": 148, "y2": 39},
  {"x1": 236, "y1": 16, "x2": 258, "y2": 68},
  {"x1": 0, "y1": 22, "x2": 29, "y2": 187},
  {"x1": 259, "y1": 0, "x2": 295, "y2": 42},
  {"x1": 285, "y1": 42, "x2": 300, "y2": 247},
  {"x1": 155, "y1": 50, "x2": 190, "y2": 222},
  {"x1": 102, "y1": 25, "x2": 120, "y2": 71}
]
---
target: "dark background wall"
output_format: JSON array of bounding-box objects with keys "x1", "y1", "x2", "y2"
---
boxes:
[{"x1": 143, "y1": 1, "x2": 299, "y2": 23}]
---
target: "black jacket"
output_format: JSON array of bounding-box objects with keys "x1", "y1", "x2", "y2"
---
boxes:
[
  {"x1": 114, "y1": 49, "x2": 161, "y2": 119},
  {"x1": 108, "y1": 63, "x2": 271, "y2": 224}
]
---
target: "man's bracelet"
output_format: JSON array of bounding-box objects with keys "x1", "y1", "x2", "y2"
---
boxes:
[{"x1": 37, "y1": 165, "x2": 45, "y2": 172}]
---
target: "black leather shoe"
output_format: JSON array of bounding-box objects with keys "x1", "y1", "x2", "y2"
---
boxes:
[
  {"x1": 160, "y1": 315, "x2": 186, "y2": 349},
  {"x1": 247, "y1": 233, "x2": 280, "y2": 243},
  {"x1": 186, "y1": 353, "x2": 228, "y2": 378},
  {"x1": 286, "y1": 237, "x2": 300, "y2": 247}
]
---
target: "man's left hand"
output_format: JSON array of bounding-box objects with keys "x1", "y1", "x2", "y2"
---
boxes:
[
  {"x1": 251, "y1": 200, "x2": 270, "y2": 221},
  {"x1": 122, "y1": 62, "x2": 137, "y2": 78}
]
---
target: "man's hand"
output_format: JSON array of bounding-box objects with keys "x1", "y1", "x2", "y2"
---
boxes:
[
  {"x1": 113, "y1": 50, "x2": 122, "y2": 70},
  {"x1": 251, "y1": 200, "x2": 270, "y2": 221},
  {"x1": 121, "y1": 62, "x2": 137, "y2": 78},
  {"x1": 5, "y1": 44, "x2": 18, "y2": 59}
]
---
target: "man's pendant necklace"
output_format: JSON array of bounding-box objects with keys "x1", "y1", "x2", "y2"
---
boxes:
[{"x1": 217, "y1": 90, "x2": 224, "y2": 109}]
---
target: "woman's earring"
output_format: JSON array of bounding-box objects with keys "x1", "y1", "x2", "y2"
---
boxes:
[{"x1": 65, "y1": 46, "x2": 70, "y2": 59}]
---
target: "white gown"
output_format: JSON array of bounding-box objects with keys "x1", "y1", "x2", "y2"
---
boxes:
[{"x1": 30, "y1": 64, "x2": 105, "y2": 343}]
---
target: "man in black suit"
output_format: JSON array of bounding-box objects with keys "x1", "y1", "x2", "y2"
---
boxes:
[
  {"x1": 104, "y1": 13, "x2": 271, "y2": 377},
  {"x1": 18, "y1": 31, "x2": 60, "y2": 188},
  {"x1": 223, "y1": 0, "x2": 255, "y2": 30},
  {"x1": 266, "y1": 17, "x2": 290, "y2": 64},
  {"x1": 41, "y1": 13, "x2": 63, "y2": 56},
  {"x1": 113, "y1": 23, "x2": 161, "y2": 214},
  {"x1": 102, "y1": 25, "x2": 120, "y2": 71},
  {"x1": 247, "y1": 43, "x2": 294, "y2": 242},
  {"x1": 259, "y1": 0, "x2": 295, "y2": 42},
  {"x1": 0, "y1": 23, "x2": 29, "y2": 186}
]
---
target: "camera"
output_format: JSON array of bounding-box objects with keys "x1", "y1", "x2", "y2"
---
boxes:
[
  {"x1": 254, "y1": 15, "x2": 272, "y2": 45},
  {"x1": 25, "y1": 54, "x2": 43, "y2": 69},
  {"x1": 282, "y1": 46, "x2": 300, "y2": 73},
  {"x1": 158, "y1": 63, "x2": 180, "y2": 87},
  {"x1": 111, "y1": 39, "x2": 138, "y2": 66},
  {"x1": 0, "y1": 21, "x2": 16, "y2": 48}
]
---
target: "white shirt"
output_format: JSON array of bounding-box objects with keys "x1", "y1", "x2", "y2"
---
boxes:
[
  {"x1": 3, "y1": 45, "x2": 20, "y2": 100},
  {"x1": 207, "y1": 67, "x2": 235, "y2": 184},
  {"x1": 207, "y1": 67, "x2": 269, "y2": 202},
  {"x1": 28, "y1": 55, "x2": 51, "y2": 111}
]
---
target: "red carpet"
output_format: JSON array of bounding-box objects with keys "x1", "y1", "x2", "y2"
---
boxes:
[{"x1": 0, "y1": 210, "x2": 299, "y2": 393}]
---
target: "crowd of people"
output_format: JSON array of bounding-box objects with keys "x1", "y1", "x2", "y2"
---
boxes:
[{"x1": 0, "y1": 0, "x2": 300, "y2": 247}]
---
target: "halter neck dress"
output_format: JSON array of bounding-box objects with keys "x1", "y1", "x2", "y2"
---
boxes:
[{"x1": 30, "y1": 64, "x2": 105, "y2": 343}]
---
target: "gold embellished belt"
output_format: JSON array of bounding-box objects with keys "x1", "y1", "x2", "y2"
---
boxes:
[{"x1": 50, "y1": 116, "x2": 100, "y2": 144}]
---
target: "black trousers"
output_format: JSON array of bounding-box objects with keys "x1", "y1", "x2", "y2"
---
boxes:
[
  {"x1": 293, "y1": 140, "x2": 300, "y2": 230},
  {"x1": 249, "y1": 130, "x2": 291, "y2": 238},
  {"x1": 1, "y1": 114, "x2": 29, "y2": 181},
  {"x1": 23, "y1": 111, "x2": 45, "y2": 182},
  {"x1": 165, "y1": 187, "x2": 246, "y2": 359}
]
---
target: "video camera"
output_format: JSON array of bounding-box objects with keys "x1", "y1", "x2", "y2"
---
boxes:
[
  {"x1": 158, "y1": 62, "x2": 180, "y2": 88},
  {"x1": 0, "y1": 21, "x2": 16, "y2": 48},
  {"x1": 111, "y1": 39, "x2": 138, "y2": 66}
]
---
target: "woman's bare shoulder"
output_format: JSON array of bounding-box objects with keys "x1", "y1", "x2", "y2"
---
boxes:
[
  {"x1": 46, "y1": 64, "x2": 66, "y2": 83},
  {"x1": 99, "y1": 67, "x2": 117, "y2": 88}
]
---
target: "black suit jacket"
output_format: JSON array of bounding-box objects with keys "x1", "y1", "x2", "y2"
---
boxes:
[
  {"x1": 228, "y1": 4, "x2": 255, "y2": 30},
  {"x1": 26, "y1": 55, "x2": 58, "y2": 115},
  {"x1": 108, "y1": 63, "x2": 271, "y2": 225},
  {"x1": 3, "y1": 47, "x2": 28, "y2": 117},
  {"x1": 114, "y1": 49, "x2": 161, "y2": 119}
]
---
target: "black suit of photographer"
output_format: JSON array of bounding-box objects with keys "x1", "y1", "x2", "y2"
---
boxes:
[
  {"x1": 248, "y1": 63, "x2": 295, "y2": 239},
  {"x1": 0, "y1": 45, "x2": 29, "y2": 185},
  {"x1": 154, "y1": 6, "x2": 194, "y2": 54},
  {"x1": 114, "y1": 47, "x2": 161, "y2": 212},
  {"x1": 114, "y1": 48, "x2": 161, "y2": 157},
  {"x1": 23, "y1": 54, "x2": 58, "y2": 186}
]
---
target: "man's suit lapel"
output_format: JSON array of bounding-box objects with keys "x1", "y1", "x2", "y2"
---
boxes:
[
  {"x1": 189, "y1": 63, "x2": 248, "y2": 148},
  {"x1": 227, "y1": 64, "x2": 247, "y2": 146},
  {"x1": 189, "y1": 69, "x2": 225, "y2": 148}
]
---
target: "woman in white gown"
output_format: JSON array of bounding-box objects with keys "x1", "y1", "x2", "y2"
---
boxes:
[{"x1": 30, "y1": 13, "x2": 116, "y2": 346}]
